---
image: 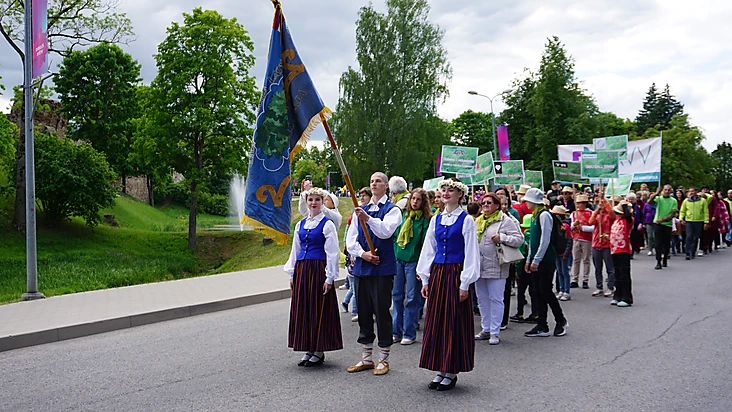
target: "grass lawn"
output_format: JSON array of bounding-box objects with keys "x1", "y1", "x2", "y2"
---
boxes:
[{"x1": 0, "y1": 194, "x2": 356, "y2": 304}]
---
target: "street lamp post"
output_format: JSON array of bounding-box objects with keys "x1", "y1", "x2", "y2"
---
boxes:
[{"x1": 468, "y1": 89, "x2": 514, "y2": 158}]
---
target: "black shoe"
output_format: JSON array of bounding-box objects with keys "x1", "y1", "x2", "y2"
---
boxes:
[
  {"x1": 525, "y1": 326, "x2": 550, "y2": 337},
  {"x1": 662, "y1": 260, "x2": 667, "y2": 267},
  {"x1": 298, "y1": 359, "x2": 309, "y2": 367},
  {"x1": 509, "y1": 314, "x2": 526, "y2": 323},
  {"x1": 428, "y1": 375, "x2": 444, "y2": 390},
  {"x1": 570, "y1": 282, "x2": 579, "y2": 288},
  {"x1": 525, "y1": 315, "x2": 538, "y2": 324},
  {"x1": 582, "y1": 282, "x2": 589, "y2": 289},
  {"x1": 473, "y1": 306, "x2": 481, "y2": 315},
  {"x1": 437, "y1": 376, "x2": 457, "y2": 391},
  {"x1": 655, "y1": 263, "x2": 662, "y2": 270},
  {"x1": 554, "y1": 319, "x2": 568, "y2": 337},
  {"x1": 685, "y1": 256, "x2": 691, "y2": 260},
  {"x1": 304, "y1": 354, "x2": 325, "y2": 367}
]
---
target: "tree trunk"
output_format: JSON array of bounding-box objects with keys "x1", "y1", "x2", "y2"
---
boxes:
[
  {"x1": 188, "y1": 181, "x2": 197, "y2": 251},
  {"x1": 122, "y1": 174, "x2": 127, "y2": 194},
  {"x1": 147, "y1": 175, "x2": 154, "y2": 207},
  {"x1": 13, "y1": 114, "x2": 26, "y2": 233}
]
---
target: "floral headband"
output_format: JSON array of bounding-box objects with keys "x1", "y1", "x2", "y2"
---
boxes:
[
  {"x1": 303, "y1": 187, "x2": 329, "y2": 199},
  {"x1": 438, "y1": 179, "x2": 468, "y2": 194}
]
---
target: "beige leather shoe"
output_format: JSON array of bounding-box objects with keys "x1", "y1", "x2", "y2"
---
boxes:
[
  {"x1": 373, "y1": 360, "x2": 389, "y2": 375},
  {"x1": 347, "y1": 361, "x2": 374, "y2": 373}
]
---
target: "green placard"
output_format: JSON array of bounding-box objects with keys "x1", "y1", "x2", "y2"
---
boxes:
[
  {"x1": 581, "y1": 151, "x2": 619, "y2": 179},
  {"x1": 604, "y1": 174, "x2": 635, "y2": 198},
  {"x1": 552, "y1": 160, "x2": 589, "y2": 184},
  {"x1": 471, "y1": 152, "x2": 495, "y2": 184},
  {"x1": 439, "y1": 145, "x2": 479, "y2": 175},
  {"x1": 492, "y1": 160, "x2": 524, "y2": 185},
  {"x1": 594, "y1": 135, "x2": 628, "y2": 161},
  {"x1": 456, "y1": 174, "x2": 474, "y2": 186},
  {"x1": 523, "y1": 170, "x2": 544, "y2": 191},
  {"x1": 422, "y1": 177, "x2": 444, "y2": 191}
]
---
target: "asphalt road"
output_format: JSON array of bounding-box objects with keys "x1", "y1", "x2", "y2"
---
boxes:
[{"x1": 2, "y1": 251, "x2": 731, "y2": 412}]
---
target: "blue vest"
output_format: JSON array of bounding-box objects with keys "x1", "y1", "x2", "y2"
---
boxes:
[
  {"x1": 433, "y1": 212, "x2": 467, "y2": 264},
  {"x1": 296, "y1": 216, "x2": 330, "y2": 261},
  {"x1": 354, "y1": 200, "x2": 398, "y2": 277}
]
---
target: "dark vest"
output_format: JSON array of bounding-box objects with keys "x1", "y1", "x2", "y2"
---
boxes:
[
  {"x1": 354, "y1": 200, "x2": 398, "y2": 277},
  {"x1": 433, "y1": 211, "x2": 467, "y2": 264},
  {"x1": 296, "y1": 216, "x2": 330, "y2": 261}
]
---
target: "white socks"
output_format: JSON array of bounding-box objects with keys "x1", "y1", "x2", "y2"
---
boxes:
[
  {"x1": 301, "y1": 352, "x2": 313, "y2": 361},
  {"x1": 354, "y1": 344, "x2": 374, "y2": 367},
  {"x1": 433, "y1": 374, "x2": 444, "y2": 383},
  {"x1": 309, "y1": 351, "x2": 324, "y2": 362},
  {"x1": 376, "y1": 348, "x2": 390, "y2": 370},
  {"x1": 441, "y1": 372, "x2": 456, "y2": 384}
]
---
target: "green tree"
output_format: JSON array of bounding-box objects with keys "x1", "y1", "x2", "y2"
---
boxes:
[
  {"x1": 1, "y1": 0, "x2": 134, "y2": 231},
  {"x1": 642, "y1": 114, "x2": 712, "y2": 188},
  {"x1": 635, "y1": 83, "x2": 684, "y2": 136},
  {"x1": 711, "y1": 142, "x2": 732, "y2": 191},
  {"x1": 450, "y1": 110, "x2": 492, "y2": 153},
  {"x1": 55, "y1": 43, "x2": 141, "y2": 192},
  {"x1": 497, "y1": 71, "x2": 536, "y2": 162},
  {"x1": 34, "y1": 133, "x2": 117, "y2": 226},
  {"x1": 293, "y1": 158, "x2": 326, "y2": 188},
  {"x1": 147, "y1": 8, "x2": 258, "y2": 250},
  {"x1": 333, "y1": 0, "x2": 451, "y2": 185}
]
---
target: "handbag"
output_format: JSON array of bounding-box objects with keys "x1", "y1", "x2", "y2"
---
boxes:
[{"x1": 495, "y1": 217, "x2": 524, "y2": 265}]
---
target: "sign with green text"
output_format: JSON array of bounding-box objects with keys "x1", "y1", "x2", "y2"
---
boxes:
[
  {"x1": 581, "y1": 151, "x2": 619, "y2": 179},
  {"x1": 523, "y1": 170, "x2": 544, "y2": 191},
  {"x1": 594, "y1": 135, "x2": 628, "y2": 160},
  {"x1": 472, "y1": 152, "x2": 495, "y2": 184},
  {"x1": 493, "y1": 160, "x2": 524, "y2": 185},
  {"x1": 552, "y1": 160, "x2": 589, "y2": 184},
  {"x1": 439, "y1": 145, "x2": 479, "y2": 175}
]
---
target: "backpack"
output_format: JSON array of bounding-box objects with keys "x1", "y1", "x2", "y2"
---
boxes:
[{"x1": 542, "y1": 209, "x2": 569, "y2": 257}]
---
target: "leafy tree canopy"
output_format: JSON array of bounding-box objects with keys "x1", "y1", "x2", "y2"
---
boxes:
[
  {"x1": 146, "y1": 7, "x2": 258, "y2": 250},
  {"x1": 333, "y1": 0, "x2": 452, "y2": 185},
  {"x1": 711, "y1": 142, "x2": 732, "y2": 191}
]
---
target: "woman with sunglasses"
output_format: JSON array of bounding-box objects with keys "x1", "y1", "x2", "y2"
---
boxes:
[{"x1": 474, "y1": 192, "x2": 524, "y2": 345}]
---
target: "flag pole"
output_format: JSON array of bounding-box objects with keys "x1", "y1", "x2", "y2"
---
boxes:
[{"x1": 320, "y1": 113, "x2": 375, "y2": 254}]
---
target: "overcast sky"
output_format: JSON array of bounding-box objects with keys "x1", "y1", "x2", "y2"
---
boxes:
[{"x1": 1, "y1": 0, "x2": 730, "y2": 150}]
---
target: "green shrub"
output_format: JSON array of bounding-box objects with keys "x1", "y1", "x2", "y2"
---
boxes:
[
  {"x1": 200, "y1": 193, "x2": 229, "y2": 216},
  {"x1": 35, "y1": 133, "x2": 117, "y2": 226}
]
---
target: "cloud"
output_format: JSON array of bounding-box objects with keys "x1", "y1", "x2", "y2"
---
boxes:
[{"x1": 1, "y1": 0, "x2": 729, "y2": 151}]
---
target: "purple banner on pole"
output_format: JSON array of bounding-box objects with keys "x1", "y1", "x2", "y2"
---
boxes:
[
  {"x1": 435, "y1": 153, "x2": 442, "y2": 176},
  {"x1": 32, "y1": 0, "x2": 48, "y2": 78},
  {"x1": 497, "y1": 125, "x2": 510, "y2": 160}
]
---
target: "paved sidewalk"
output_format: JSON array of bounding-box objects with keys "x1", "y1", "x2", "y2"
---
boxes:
[{"x1": 0, "y1": 266, "x2": 347, "y2": 352}]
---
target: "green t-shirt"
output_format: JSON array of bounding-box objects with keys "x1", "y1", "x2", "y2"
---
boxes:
[{"x1": 654, "y1": 196, "x2": 677, "y2": 227}]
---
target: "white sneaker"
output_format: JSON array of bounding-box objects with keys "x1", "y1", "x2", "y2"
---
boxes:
[
  {"x1": 338, "y1": 285, "x2": 348, "y2": 290},
  {"x1": 556, "y1": 292, "x2": 563, "y2": 299},
  {"x1": 400, "y1": 338, "x2": 415, "y2": 345},
  {"x1": 475, "y1": 331, "x2": 491, "y2": 340},
  {"x1": 592, "y1": 289, "x2": 604, "y2": 297},
  {"x1": 351, "y1": 315, "x2": 359, "y2": 322},
  {"x1": 560, "y1": 293, "x2": 570, "y2": 301},
  {"x1": 647, "y1": 251, "x2": 654, "y2": 256},
  {"x1": 610, "y1": 299, "x2": 618, "y2": 305},
  {"x1": 697, "y1": 251, "x2": 704, "y2": 257},
  {"x1": 604, "y1": 288, "x2": 615, "y2": 297},
  {"x1": 488, "y1": 335, "x2": 500, "y2": 345}
]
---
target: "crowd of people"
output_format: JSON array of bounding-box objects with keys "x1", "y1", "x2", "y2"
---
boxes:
[{"x1": 284, "y1": 174, "x2": 732, "y2": 391}]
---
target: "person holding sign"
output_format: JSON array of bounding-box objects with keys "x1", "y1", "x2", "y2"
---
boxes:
[
  {"x1": 346, "y1": 172, "x2": 403, "y2": 376},
  {"x1": 589, "y1": 196, "x2": 616, "y2": 298},
  {"x1": 570, "y1": 195, "x2": 593, "y2": 289},
  {"x1": 417, "y1": 178, "x2": 480, "y2": 391}
]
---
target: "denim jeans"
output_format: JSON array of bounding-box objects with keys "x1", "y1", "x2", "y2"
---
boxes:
[
  {"x1": 392, "y1": 260, "x2": 422, "y2": 341},
  {"x1": 592, "y1": 248, "x2": 615, "y2": 290},
  {"x1": 343, "y1": 276, "x2": 358, "y2": 315},
  {"x1": 685, "y1": 222, "x2": 704, "y2": 257},
  {"x1": 555, "y1": 255, "x2": 573, "y2": 293}
]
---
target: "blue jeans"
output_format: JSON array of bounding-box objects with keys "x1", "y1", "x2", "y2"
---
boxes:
[
  {"x1": 555, "y1": 255, "x2": 572, "y2": 293},
  {"x1": 343, "y1": 276, "x2": 357, "y2": 315},
  {"x1": 392, "y1": 260, "x2": 422, "y2": 341}
]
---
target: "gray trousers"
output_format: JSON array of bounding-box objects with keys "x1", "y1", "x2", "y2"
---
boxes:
[
  {"x1": 591, "y1": 248, "x2": 615, "y2": 290},
  {"x1": 570, "y1": 240, "x2": 592, "y2": 283},
  {"x1": 645, "y1": 223, "x2": 656, "y2": 252}
]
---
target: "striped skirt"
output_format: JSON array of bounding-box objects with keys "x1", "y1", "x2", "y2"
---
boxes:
[
  {"x1": 288, "y1": 259, "x2": 343, "y2": 352},
  {"x1": 419, "y1": 262, "x2": 475, "y2": 373}
]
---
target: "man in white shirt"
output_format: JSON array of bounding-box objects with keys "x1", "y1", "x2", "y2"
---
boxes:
[{"x1": 346, "y1": 172, "x2": 403, "y2": 376}]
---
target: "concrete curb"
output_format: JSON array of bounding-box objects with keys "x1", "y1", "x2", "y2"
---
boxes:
[{"x1": 0, "y1": 281, "x2": 350, "y2": 353}]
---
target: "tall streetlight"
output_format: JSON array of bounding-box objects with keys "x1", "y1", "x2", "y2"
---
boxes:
[{"x1": 468, "y1": 88, "x2": 514, "y2": 157}]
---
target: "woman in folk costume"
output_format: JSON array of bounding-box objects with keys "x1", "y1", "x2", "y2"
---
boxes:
[
  {"x1": 610, "y1": 200, "x2": 634, "y2": 307},
  {"x1": 299, "y1": 179, "x2": 342, "y2": 229},
  {"x1": 284, "y1": 187, "x2": 343, "y2": 367},
  {"x1": 417, "y1": 178, "x2": 480, "y2": 391}
]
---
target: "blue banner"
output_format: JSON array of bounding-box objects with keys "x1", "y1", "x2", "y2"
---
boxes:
[{"x1": 241, "y1": 3, "x2": 331, "y2": 244}]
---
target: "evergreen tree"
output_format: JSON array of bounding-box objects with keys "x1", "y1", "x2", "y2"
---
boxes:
[
  {"x1": 711, "y1": 142, "x2": 732, "y2": 191},
  {"x1": 635, "y1": 83, "x2": 684, "y2": 135}
]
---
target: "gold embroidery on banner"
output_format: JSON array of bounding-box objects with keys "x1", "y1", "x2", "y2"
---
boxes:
[{"x1": 255, "y1": 176, "x2": 292, "y2": 207}]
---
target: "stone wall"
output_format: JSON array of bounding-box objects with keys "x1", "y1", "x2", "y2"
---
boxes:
[
  {"x1": 7, "y1": 99, "x2": 68, "y2": 138},
  {"x1": 124, "y1": 176, "x2": 150, "y2": 204}
]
